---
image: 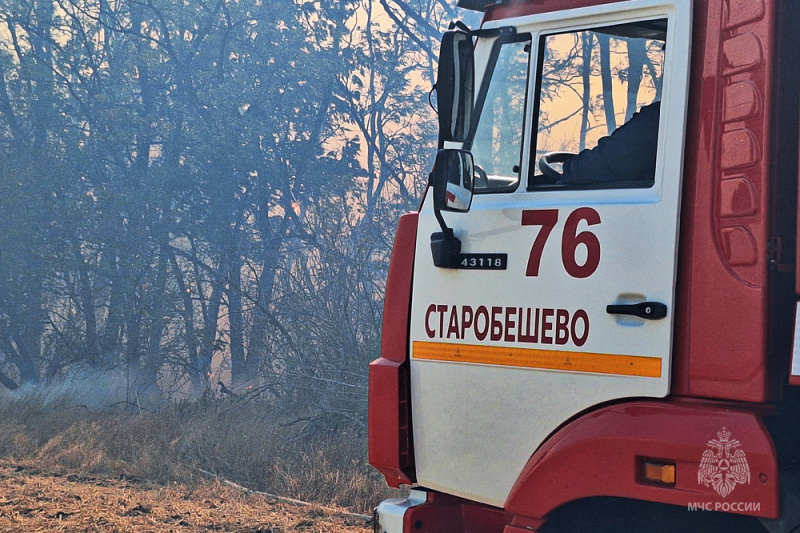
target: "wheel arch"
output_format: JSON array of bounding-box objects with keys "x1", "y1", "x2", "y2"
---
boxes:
[{"x1": 504, "y1": 399, "x2": 779, "y2": 520}]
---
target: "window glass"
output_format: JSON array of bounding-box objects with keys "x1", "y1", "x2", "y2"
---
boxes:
[
  {"x1": 530, "y1": 20, "x2": 666, "y2": 189},
  {"x1": 470, "y1": 36, "x2": 531, "y2": 193}
]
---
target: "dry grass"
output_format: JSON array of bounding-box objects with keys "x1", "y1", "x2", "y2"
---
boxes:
[
  {"x1": 0, "y1": 460, "x2": 371, "y2": 532},
  {"x1": 0, "y1": 397, "x2": 398, "y2": 515}
]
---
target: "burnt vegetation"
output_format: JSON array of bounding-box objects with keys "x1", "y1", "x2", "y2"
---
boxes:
[{"x1": 0, "y1": 395, "x2": 394, "y2": 514}]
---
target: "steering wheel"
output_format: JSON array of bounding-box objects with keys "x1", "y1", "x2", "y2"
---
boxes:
[
  {"x1": 473, "y1": 164, "x2": 489, "y2": 189},
  {"x1": 538, "y1": 152, "x2": 577, "y2": 182}
]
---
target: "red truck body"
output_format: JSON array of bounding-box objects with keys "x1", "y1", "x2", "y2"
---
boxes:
[{"x1": 369, "y1": 0, "x2": 800, "y2": 530}]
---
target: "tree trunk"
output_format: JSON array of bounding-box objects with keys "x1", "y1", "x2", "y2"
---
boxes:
[
  {"x1": 138, "y1": 246, "x2": 169, "y2": 404},
  {"x1": 625, "y1": 39, "x2": 647, "y2": 121},
  {"x1": 198, "y1": 281, "x2": 222, "y2": 384},
  {"x1": 168, "y1": 248, "x2": 202, "y2": 392},
  {"x1": 227, "y1": 252, "x2": 250, "y2": 386},
  {"x1": 597, "y1": 34, "x2": 616, "y2": 134},
  {"x1": 580, "y1": 33, "x2": 593, "y2": 150},
  {"x1": 76, "y1": 248, "x2": 99, "y2": 365},
  {"x1": 30, "y1": 0, "x2": 56, "y2": 150}
]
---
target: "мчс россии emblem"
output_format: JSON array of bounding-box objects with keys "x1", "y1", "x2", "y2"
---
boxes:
[{"x1": 697, "y1": 427, "x2": 750, "y2": 498}]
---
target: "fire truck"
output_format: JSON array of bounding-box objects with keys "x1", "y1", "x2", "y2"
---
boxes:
[{"x1": 368, "y1": 0, "x2": 800, "y2": 530}]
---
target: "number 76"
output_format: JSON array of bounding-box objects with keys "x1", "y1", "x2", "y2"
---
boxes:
[{"x1": 521, "y1": 208, "x2": 601, "y2": 279}]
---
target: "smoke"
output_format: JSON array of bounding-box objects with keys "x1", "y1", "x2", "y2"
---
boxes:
[{"x1": 10, "y1": 366, "x2": 159, "y2": 409}]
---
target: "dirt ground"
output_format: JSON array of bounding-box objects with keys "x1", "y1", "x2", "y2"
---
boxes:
[{"x1": 0, "y1": 461, "x2": 372, "y2": 532}]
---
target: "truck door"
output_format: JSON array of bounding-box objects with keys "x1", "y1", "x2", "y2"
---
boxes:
[{"x1": 408, "y1": 0, "x2": 692, "y2": 508}]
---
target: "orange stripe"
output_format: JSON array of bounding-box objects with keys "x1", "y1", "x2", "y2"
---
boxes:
[{"x1": 412, "y1": 341, "x2": 662, "y2": 378}]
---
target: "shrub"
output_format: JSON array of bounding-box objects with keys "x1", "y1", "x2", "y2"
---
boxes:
[{"x1": 0, "y1": 396, "x2": 397, "y2": 513}]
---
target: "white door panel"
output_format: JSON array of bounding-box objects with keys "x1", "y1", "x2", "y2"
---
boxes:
[
  {"x1": 411, "y1": 360, "x2": 666, "y2": 506},
  {"x1": 410, "y1": 193, "x2": 678, "y2": 506},
  {"x1": 409, "y1": 0, "x2": 691, "y2": 508}
]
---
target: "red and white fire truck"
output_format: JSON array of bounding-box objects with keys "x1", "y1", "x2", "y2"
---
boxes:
[{"x1": 369, "y1": 0, "x2": 800, "y2": 530}]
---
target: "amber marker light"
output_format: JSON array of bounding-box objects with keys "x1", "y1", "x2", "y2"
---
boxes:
[{"x1": 642, "y1": 461, "x2": 676, "y2": 485}]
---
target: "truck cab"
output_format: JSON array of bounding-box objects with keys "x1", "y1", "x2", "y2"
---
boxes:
[{"x1": 369, "y1": 0, "x2": 800, "y2": 531}]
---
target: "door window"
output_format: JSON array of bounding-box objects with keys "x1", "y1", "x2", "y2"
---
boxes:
[{"x1": 529, "y1": 20, "x2": 667, "y2": 189}]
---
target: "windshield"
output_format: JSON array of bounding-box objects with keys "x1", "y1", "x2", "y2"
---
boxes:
[{"x1": 469, "y1": 35, "x2": 532, "y2": 193}]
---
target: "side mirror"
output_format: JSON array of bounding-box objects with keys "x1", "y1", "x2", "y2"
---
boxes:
[
  {"x1": 430, "y1": 149, "x2": 473, "y2": 269},
  {"x1": 437, "y1": 31, "x2": 474, "y2": 144},
  {"x1": 432, "y1": 149, "x2": 474, "y2": 214}
]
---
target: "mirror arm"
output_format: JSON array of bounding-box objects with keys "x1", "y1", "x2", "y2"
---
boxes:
[
  {"x1": 434, "y1": 208, "x2": 453, "y2": 238},
  {"x1": 449, "y1": 21, "x2": 516, "y2": 38}
]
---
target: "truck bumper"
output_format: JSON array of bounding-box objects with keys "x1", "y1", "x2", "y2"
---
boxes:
[
  {"x1": 373, "y1": 490, "x2": 427, "y2": 533},
  {"x1": 373, "y1": 489, "x2": 514, "y2": 533}
]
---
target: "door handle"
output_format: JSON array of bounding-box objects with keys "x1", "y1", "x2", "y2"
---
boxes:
[{"x1": 606, "y1": 302, "x2": 667, "y2": 320}]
